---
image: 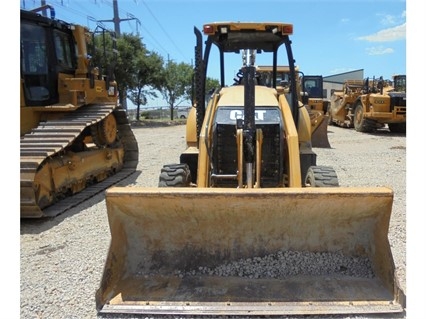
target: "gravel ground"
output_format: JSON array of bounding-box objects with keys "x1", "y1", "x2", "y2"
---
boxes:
[{"x1": 20, "y1": 123, "x2": 407, "y2": 319}]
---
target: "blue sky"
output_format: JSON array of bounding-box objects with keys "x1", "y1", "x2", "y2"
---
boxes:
[
  {"x1": 30, "y1": 0, "x2": 406, "y2": 77},
  {"x1": 19, "y1": 0, "x2": 409, "y2": 107}
]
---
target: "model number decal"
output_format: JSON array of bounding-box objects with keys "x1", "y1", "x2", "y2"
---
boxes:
[{"x1": 373, "y1": 99, "x2": 385, "y2": 104}]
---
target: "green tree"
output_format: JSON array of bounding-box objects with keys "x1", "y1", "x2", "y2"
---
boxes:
[
  {"x1": 89, "y1": 29, "x2": 220, "y2": 121},
  {"x1": 89, "y1": 28, "x2": 118, "y2": 82},
  {"x1": 91, "y1": 32, "x2": 167, "y2": 115},
  {"x1": 128, "y1": 50, "x2": 164, "y2": 120},
  {"x1": 205, "y1": 77, "x2": 221, "y2": 97},
  {"x1": 159, "y1": 61, "x2": 193, "y2": 120},
  {"x1": 114, "y1": 34, "x2": 147, "y2": 109}
]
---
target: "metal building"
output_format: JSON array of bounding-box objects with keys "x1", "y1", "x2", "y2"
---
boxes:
[{"x1": 323, "y1": 69, "x2": 364, "y2": 99}]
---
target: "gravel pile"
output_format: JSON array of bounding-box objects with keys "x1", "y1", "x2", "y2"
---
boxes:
[
  {"x1": 180, "y1": 250, "x2": 374, "y2": 279},
  {"x1": 20, "y1": 124, "x2": 406, "y2": 319}
]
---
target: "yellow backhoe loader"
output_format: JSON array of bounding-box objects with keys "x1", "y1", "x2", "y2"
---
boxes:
[
  {"x1": 329, "y1": 75, "x2": 406, "y2": 133},
  {"x1": 255, "y1": 66, "x2": 330, "y2": 148},
  {"x1": 20, "y1": 6, "x2": 138, "y2": 218},
  {"x1": 96, "y1": 22, "x2": 405, "y2": 316}
]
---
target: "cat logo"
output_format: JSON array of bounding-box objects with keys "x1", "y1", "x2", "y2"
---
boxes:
[{"x1": 374, "y1": 99, "x2": 385, "y2": 104}]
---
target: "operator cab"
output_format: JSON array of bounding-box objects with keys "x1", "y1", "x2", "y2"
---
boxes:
[{"x1": 21, "y1": 9, "x2": 76, "y2": 106}]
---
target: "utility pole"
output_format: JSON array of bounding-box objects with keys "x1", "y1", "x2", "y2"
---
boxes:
[
  {"x1": 97, "y1": 0, "x2": 141, "y2": 110},
  {"x1": 97, "y1": 0, "x2": 139, "y2": 37},
  {"x1": 40, "y1": 0, "x2": 47, "y2": 16}
]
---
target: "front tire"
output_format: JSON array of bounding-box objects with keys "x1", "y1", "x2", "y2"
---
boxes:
[
  {"x1": 353, "y1": 103, "x2": 375, "y2": 132},
  {"x1": 159, "y1": 163, "x2": 191, "y2": 187},
  {"x1": 305, "y1": 166, "x2": 339, "y2": 187}
]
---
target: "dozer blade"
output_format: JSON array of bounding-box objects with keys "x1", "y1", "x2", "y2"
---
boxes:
[
  {"x1": 96, "y1": 187, "x2": 405, "y2": 316},
  {"x1": 311, "y1": 115, "x2": 331, "y2": 148}
]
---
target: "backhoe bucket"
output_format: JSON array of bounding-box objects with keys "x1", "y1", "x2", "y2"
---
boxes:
[
  {"x1": 96, "y1": 187, "x2": 405, "y2": 316},
  {"x1": 311, "y1": 114, "x2": 331, "y2": 148}
]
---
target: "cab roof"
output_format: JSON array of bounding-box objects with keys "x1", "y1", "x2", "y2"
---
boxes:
[{"x1": 202, "y1": 22, "x2": 293, "y2": 52}]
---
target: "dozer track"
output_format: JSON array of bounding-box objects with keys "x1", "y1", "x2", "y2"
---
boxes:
[{"x1": 20, "y1": 104, "x2": 139, "y2": 218}]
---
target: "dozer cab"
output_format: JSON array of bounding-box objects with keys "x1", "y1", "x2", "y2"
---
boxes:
[
  {"x1": 96, "y1": 22, "x2": 405, "y2": 316},
  {"x1": 255, "y1": 66, "x2": 331, "y2": 148},
  {"x1": 329, "y1": 75, "x2": 406, "y2": 133},
  {"x1": 20, "y1": 6, "x2": 139, "y2": 218}
]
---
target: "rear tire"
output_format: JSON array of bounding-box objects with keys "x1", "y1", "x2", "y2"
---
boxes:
[
  {"x1": 305, "y1": 166, "x2": 339, "y2": 187},
  {"x1": 159, "y1": 163, "x2": 191, "y2": 187}
]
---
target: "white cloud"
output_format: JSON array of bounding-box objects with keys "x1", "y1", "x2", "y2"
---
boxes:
[
  {"x1": 377, "y1": 10, "x2": 406, "y2": 26},
  {"x1": 379, "y1": 14, "x2": 397, "y2": 26},
  {"x1": 357, "y1": 23, "x2": 405, "y2": 42},
  {"x1": 365, "y1": 46, "x2": 394, "y2": 56}
]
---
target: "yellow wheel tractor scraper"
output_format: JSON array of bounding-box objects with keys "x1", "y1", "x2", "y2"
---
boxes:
[{"x1": 96, "y1": 22, "x2": 405, "y2": 316}]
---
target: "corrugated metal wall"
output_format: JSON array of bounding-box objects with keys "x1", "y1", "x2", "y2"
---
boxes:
[{"x1": 323, "y1": 69, "x2": 364, "y2": 99}]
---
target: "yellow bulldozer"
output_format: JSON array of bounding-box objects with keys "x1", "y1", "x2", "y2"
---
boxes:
[
  {"x1": 255, "y1": 66, "x2": 331, "y2": 148},
  {"x1": 20, "y1": 6, "x2": 138, "y2": 218},
  {"x1": 329, "y1": 75, "x2": 406, "y2": 133},
  {"x1": 96, "y1": 22, "x2": 405, "y2": 316}
]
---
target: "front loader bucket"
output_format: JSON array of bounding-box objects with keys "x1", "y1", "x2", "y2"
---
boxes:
[
  {"x1": 311, "y1": 114, "x2": 331, "y2": 148},
  {"x1": 96, "y1": 187, "x2": 405, "y2": 316}
]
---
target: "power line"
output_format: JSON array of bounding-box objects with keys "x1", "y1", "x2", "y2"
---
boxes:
[
  {"x1": 141, "y1": 0, "x2": 188, "y2": 61},
  {"x1": 21, "y1": 0, "x2": 182, "y2": 61},
  {"x1": 139, "y1": 24, "x2": 170, "y2": 57}
]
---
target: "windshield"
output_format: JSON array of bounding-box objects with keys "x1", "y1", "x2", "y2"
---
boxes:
[{"x1": 393, "y1": 76, "x2": 406, "y2": 92}]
